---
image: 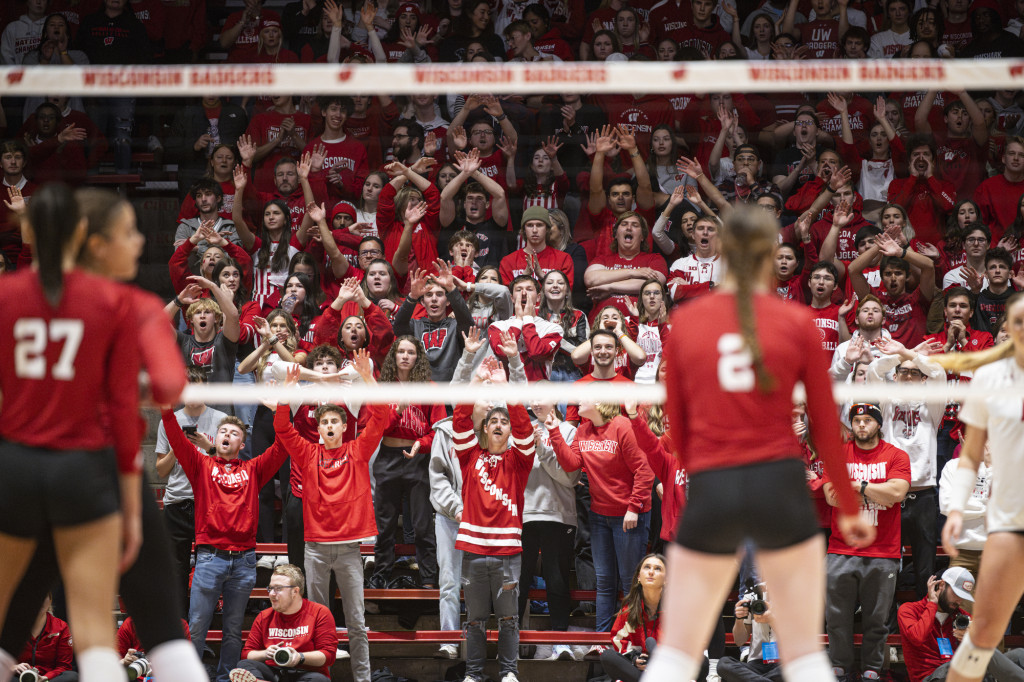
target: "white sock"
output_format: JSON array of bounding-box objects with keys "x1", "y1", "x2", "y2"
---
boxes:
[
  {"x1": 148, "y1": 639, "x2": 211, "y2": 682},
  {"x1": 783, "y1": 651, "x2": 837, "y2": 682},
  {"x1": 641, "y1": 645, "x2": 701, "y2": 681},
  {"x1": 0, "y1": 647, "x2": 16, "y2": 675},
  {"x1": 78, "y1": 647, "x2": 124, "y2": 682},
  {"x1": 708, "y1": 657, "x2": 718, "y2": 674}
]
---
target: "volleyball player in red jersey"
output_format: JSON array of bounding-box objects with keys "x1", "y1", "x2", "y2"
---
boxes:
[
  {"x1": 0, "y1": 188, "x2": 206, "y2": 682},
  {"x1": 0, "y1": 184, "x2": 143, "y2": 681},
  {"x1": 642, "y1": 207, "x2": 876, "y2": 682}
]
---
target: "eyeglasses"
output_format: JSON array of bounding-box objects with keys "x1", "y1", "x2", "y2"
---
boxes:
[
  {"x1": 795, "y1": 120, "x2": 815, "y2": 127},
  {"x1": 895, "y1": 368, "x2": 926, "y2": 378},
  {"x1": 965, "y1": 237, "x2": 988, "y2": 244},
  {"x1": 267, "y1": 584, "x2": 297, "y2": 593},
  {"x1": 360, "y1": 249, "x2": 383, "y2": 257}
]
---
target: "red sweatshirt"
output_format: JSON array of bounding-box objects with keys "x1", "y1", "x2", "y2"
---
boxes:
[
  {"x1": 274, "y1": 404, "x2": 393, "y2": 542},
  {"x1": 452, "y1": 402, "x2": 535, "y2": 555},
  {"x1": 548, "y1": 415, "x2": 654, "y2": 517},
  {"x1": 499, "y1": 246, "x2": 575, "y2": 285},
  {"x1": 161, "y1": 411, "x2": 288, "y2": 550},
  {"x1": 241, "y1": 600, "x2": 338, "y2": 678},
  {"x1": 898, "y1": 597, "x2": 969, "y2": 682},
  {"x1": 629, "y1": 415, "x2": 685, "y2": 542},
  {"x1": 18, "y1": 613, "x2": 73, "y2": 679},
  {"x1": 886, "y1": 176, "x2": 956, "y2": 244},
  {"x1": 311, "y1": 302, "x2": 395, "y2": 369},
  {"x1": 487, "y1": 316, "x2": 564, "y2": 381},
  {"x1": 377, "y1": 181, "x2": 441, "y2": 280},
  {"x1": 117, "y1": 616, "x2": 189, "y2": 656}
]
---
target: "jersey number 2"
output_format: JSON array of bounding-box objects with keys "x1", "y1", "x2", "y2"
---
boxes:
[
  {"x1": 14, "y1": 319, "x2": 84, "y2": 380},
  {"x1": 717, "y1": 333, "x2": 755, "y2": 392}
]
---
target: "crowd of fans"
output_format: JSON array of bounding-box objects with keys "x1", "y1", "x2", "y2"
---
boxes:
[{"x1": 4, "y1": 0, "x2": 1024, "y2": 681}]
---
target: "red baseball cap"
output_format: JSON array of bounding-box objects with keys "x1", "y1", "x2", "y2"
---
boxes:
[{"x1": 397, "y1": 2, "x2": 421, "y2": 18}]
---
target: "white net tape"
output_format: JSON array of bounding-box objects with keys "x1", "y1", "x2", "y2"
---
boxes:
[
  {"x1": 180, "y1": 378, "x2": 1019, "y2": 407},
  {"x1": 3, "y1": 59, "x2": 1024, "y2": 96}
]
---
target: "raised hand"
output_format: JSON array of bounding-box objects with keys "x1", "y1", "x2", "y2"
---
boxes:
[
  {"x1": 254, "y1": 315, "x2": 272, "y2": 340},
  {"x1": 236, "y1": 133, "x2": 256, "y2": 166},
  {"x1": 594, "y1": 124, "x2": 617, "y2": 155},
  {"x1": 839, "y1": 297, "x2": 855, "y2": 317},
  {"x1": 454, "y1": 148, "x2": 481, "y2": 174},
  {"x1": 616, "y1": 125, "x2": 637, "y2": 152},
  {"x1": 233, "y1": 163, "x2": 248, "y2": 191},
  {"x1": 352, "y1": 347, "x2": 375, "y2": 382},
  {"x1": 310, "y1": 142, "x2": 327, "y2": 173},
  {"x1": 324, "y1": 0, "x2": 344, "y2": 26},
  {"x1": 404, "y1": 199, "x2": 427, "y2": 226},
  {"x1": 408, "y1": 267, "x2": 429, "y2": 299},
  {"x1": 676, "y1": 156, "x2": 704, "y2": 180},
  {"x1": 297, "y1": 151, "x2": 313, "y2": 180},
  {"x1": 415, "y1": 24, "x2": 433, "y2": 46},
  {"x1": 409, "y1": 155, "x2": 437, "y2": 175},
  {"x1": 429, "y1": 258, "x2": 455, "y2": 291},
  {"x1": 187, "y1": 274, "x2": 218, "y2": 290},
  {"x1": 829, "y1": 165, "x2": 853, "y2": 192},
  {"x1": 498, "y1": 134, "x2": 517, "y2": 159},
  {"x1": 336, "y1": 276, "x2": 360, "y2": 303},
  {"x1": 579, "y1": 131, "x2": 597, "y2": 157},
  {"x1": 462, "y1": 326, "x2": 486, "y2": 354},
  {"x1": 876, "y1": 233, "x2": 903, "y2": 257},
  {"x1": 57, "y1": 124, "x2": 87, "y2": 144},
  {"x1": 306, "y1": 201, "x2": 326, "y2": 224},
  {"x1": 359, "y1": 0, "x2": 377, "y2": 29},
  {"x1": 449, "y1": 124, "x2": 467, "y2": 150},
  {"x1": 4, "y1": 186, "x2": 26, "y2": 215},
  {"x1": 667, "y1": 184, "x2": 687, "y2": 207},
  {"x1": 844, "y1": 334, "x2": 866, "y2": 365},
  {"x1": 915, "y1": 242, "x2": 940, "y2": 260},
  {"x1": 497, "y1": 329, "x2": 519, "y2": 358},
  {"x1": 832, "y1": 199, "x2": 853, "y2": 228},
  {"x1": 481, "y1": 95, "x2": 504, "y2": 118},
  {"x1": 481, "y1": 355, "x2": 507, "y2": 383},
  {"x1": 873, "y1": 95, "x2": 887, "y2": 122},
  {"x1": 541, "y1": 134, "x2": 563, "y2": 161},
  {"x1": 963, "y1": 265, "x2": 984, "y2": 293},
  {"x1": 423, "y1": 131, "x2": 439, "y2": 157},
  {"x1": 399, "y1": 25, "x2": 417, "y2": 49},
  {"x1": 826, "y1": 92, "x2": 848, "y2": 115}
]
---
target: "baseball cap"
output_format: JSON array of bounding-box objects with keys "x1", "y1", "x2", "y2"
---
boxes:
[
  {"x1": 397, "y1": 2, "x2": 421, "y2": 18},
  {"x1": 942, "y1": 567, "x2": 975, "y2": 602},
  {"x1": 259, "y1": 12, "x2": 282, "y2": 32},
  {"x1": 849, "y1": 402, "x2": 883, "y2": 426}
]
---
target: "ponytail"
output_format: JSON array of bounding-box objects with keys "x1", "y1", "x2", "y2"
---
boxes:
[
  {"x1": 28, "y1": 183, "x2": 81, "y2": 307},
  {"x1": 720, "y1": 207, "x2": 777, "y2": 392}
]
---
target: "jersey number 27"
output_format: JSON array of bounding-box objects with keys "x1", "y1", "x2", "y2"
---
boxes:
[
  {"x1": 14, "y1": 319, "x2": 84, "y2": 381},
  {"x1": 717, "y1": 333, "x2": 755, "y2": 392}
]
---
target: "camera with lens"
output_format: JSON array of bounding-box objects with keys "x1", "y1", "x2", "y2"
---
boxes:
[
  {"x1": 126, "y1": 656, "x2": 151, "y2": 680},
  {"x1": 740, "y1": 580, "x2": 768, "y2": 617},
  {"x1": 954, "y1": 614, "x2": 971, "y2": 630},
  {"x1": 19, "y1": 669, "x2": 43, "y2": 682},
  {"x1": 273, "y1": 646, "x2": 299, "y2": 667}
]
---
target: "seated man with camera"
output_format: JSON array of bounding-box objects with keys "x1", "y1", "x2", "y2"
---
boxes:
[
  {"x1": 718, "y1": 583, "x2": 782, "y2": 682},
  {"x1": 229, "y1": 565, "x2": 337, "y2": 682},
  {"x1": 897, "y1": 567, "x2": 1024, "y2": 682},
  {"x1": 12, "y1": 594, "x2": 76, "y2": 682}
]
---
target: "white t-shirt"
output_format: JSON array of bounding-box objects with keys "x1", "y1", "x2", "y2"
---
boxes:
[
  {"x1": 868, "y1": 29, "x2": 912, "y2": 58},
  {"x1": 958, "y1": 357, "x2": 1024, "y2": 532}
]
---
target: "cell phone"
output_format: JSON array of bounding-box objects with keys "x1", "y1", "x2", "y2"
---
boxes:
[{"x1": 183, "y1": 426, "x2": 198, "y2": 437}]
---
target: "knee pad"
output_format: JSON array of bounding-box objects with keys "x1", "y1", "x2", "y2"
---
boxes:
[{"x1": 951, "y1": 632, "x2": 995, "y2": 678}]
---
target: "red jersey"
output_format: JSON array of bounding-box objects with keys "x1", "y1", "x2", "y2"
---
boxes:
[
  {"x1": 548, "y1": 415, "x2": 654, "y2": 516},
  {"x1": 161, "y1": 412, "x2": 288, "y2": 550},
  {"x1": 872, "y1": 285, "x2": 928, "y2": 348},
  {"x1": 975, "y1": 174, "x2": 1024, "y2": 241},
  {"x1": 825, "y1": 439, "x2": 911, "y2": 558},
  {"x1": 629, "y1": 415, "x2": 685, "y2": 542},
  {"x1": 499, "y1": 247, "x2": 575, "y2": 285},
  {"x1": 452, "y1": 403, "x2": 535, "y2": 555},
  {"x1": 241, "y1": 600, "x2": 338, "y2": 678},
  {"x1": 274, "y1": 404, "x2": 392, "y2": 543},
  {"x1": 244, "y1": 110, "x2": 313, "y2": 193},
  {"x1": 17, "y1": 613, "x2": 73, "y2": 676},
  {"x1": 885, "y1": 176, "x2": 957, "y2": 243},
  {"x1": 933, "y1": 131, "x2": 987, "y2": 201},
  {"x1": 811, "y1": 303, "x2": 843, "y2": 368},
  {"x1": 487, "y1": 316, "x2": 564, "y2": 381},
  {"x1": 0, "y1": 270, "x2": 141, "y2": 473},
  {"x1": 664, "y1": 292, "x2": 860, "y2": 516}
]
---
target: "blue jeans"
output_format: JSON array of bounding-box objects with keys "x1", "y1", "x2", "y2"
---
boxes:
[
  {"x1": 435, "y1": 514, "x2": 463, "y2": 634},
  {"x1": 188, "y1": 548, "x2": 257, "y2": 682},
  {"x1": 87, "y1": 97, "x2": 135, "y2": 174},
  {"x1": 590, "y1": 510, "x2": 650, "y2": 632}
]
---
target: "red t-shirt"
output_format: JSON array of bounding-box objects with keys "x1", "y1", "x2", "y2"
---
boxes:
[
  {"x1": 976, "y1": 174, "x2": 1024, "y2": 242},
  {"x1": 872, "y1": 285, "x2": 928, "y2": 348},
  {"x1": 885, "y1": 176, "x2": 957, "y2": 244},
  {"x1": 304, "y1": 136, "x2": 369, "y2": 204},
  {"x1": 565, "y1": 373, "x2": 635, "y2": 423},
  {"x1": 244, "y1": 110, "x2": 313, "y2": 193},
  {"x1": 825, "y1": 440, "x2": 911, "y2": 558},
  {"x1": 933, "y1": 131, "x2": 987, "y2": 201},
  {"x1": 0, "y1": 270, "x2": 142, "y2": 473},
  {"x1": 810, "y1": 303, "x2": 843, "y2": 368},
  {"x1": 663, "y1": 292, "x2": 860, "y2": 515},
  {"x1": 589, "y1": 251, "x2": 669, "y2": 321},
  {"x1": 801, "y1": 19, "x2": 840, "y2": 58},
  {"x1": 241, "y1": 600, "x2": 338, "y2": 678}
]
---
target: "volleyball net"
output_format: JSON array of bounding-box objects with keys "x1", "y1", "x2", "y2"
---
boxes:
[{"x1": 6, "y1": 58, "x2": 1018, "y2": 409}]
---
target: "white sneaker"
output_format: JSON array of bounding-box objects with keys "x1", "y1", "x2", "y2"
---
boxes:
[
  {"x1": 551, "y1": 644, "x2": 575, "y2": 661},
  {"x1": 229, "y1": 669, "x2": 257, "y2": 682},
  {"x1": 500, "y1": 674, "x2": 520, "y2": 682},
  {"x1": 436, "y1": 644, "x2": 459, "y2": 659},
  {"x1": 256, "y1": 555, "x2": 274, "y2": 570},
  {"x1": 274, "y1": 555, "x2": 289, "y2": 567},
  {"x1": 147, "y1": 135, "x2": 164, "y2": 152},
  {"x1": 335, "y1": 647, "x2": 350, "y2": 660},
  {"x1": 705, "y1": 675, "x2": 722, "y2": 682},
  {"x1": 584, "y1": 644, "x2": 606, "y2": 660}
]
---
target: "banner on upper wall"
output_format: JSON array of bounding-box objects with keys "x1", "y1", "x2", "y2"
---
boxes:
[{"x1": 1, "y1": 59, "x2": 1021, "y2": 96}]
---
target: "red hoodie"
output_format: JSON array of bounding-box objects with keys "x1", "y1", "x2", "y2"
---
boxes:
[
  {"x1": 18, "y1": 613, "x2": 73, "y2": 679},
  {"x1": 629, "y1": 415, "x2": 685, "y2": 542}
]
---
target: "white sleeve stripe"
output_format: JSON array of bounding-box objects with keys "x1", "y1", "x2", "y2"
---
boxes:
[
  {"x1": 453, "y1": 430, "x2": 476, "y2": 439},
  {"x1": 459, "y1": 522, "x2": 522, "y2": 535},
  {"x1": 456, "y1": 534, "x2": 523, "y2": 547},
  {"x1": 516, "y1": 446, "x2": 536, "y2": 457}
]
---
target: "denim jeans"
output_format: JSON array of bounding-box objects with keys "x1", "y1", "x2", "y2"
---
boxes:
[
  {"x1": 87, "y1": 97, "x2": 135, "y2": 174},
  {"x1": 189, "y1": 547, "x2": 258, "y2": 682},
  {"x1": 590, "y1": 509, "x2": 650, "y2": 632},
  {"x1": 436, "y1": 514, "x2": 464, "y2": 633},
  {"x1": 462, "y1": 553, "x2": 521, "y2": 681},
  {"x1": 304, "y1": 542, "x2": 370, "y2": 682}
]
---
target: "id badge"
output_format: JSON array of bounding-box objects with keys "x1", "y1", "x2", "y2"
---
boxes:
[
  {"x1": 762, "y1": 641, "x2": 779, "y2": 664},
  {"x1": 937, "y1": 637, "x2": 953, "y2": 659}
]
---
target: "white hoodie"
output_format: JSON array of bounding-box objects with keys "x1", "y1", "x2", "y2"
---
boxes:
[{"x1": 1, "y1": 14, "x2": 46, "y2": 65}]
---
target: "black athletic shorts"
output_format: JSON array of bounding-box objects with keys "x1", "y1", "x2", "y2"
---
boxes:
[
  {"x1": 674, "y1": 457, "x2": 821, "y2": 555},
  {"x1": 0, "y1": 441, "x2": 121, "y2": 538}
]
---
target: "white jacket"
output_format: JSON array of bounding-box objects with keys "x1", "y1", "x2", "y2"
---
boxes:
[{"x1": 1, "y1": 15, "x2": 46, "y2": 65}]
